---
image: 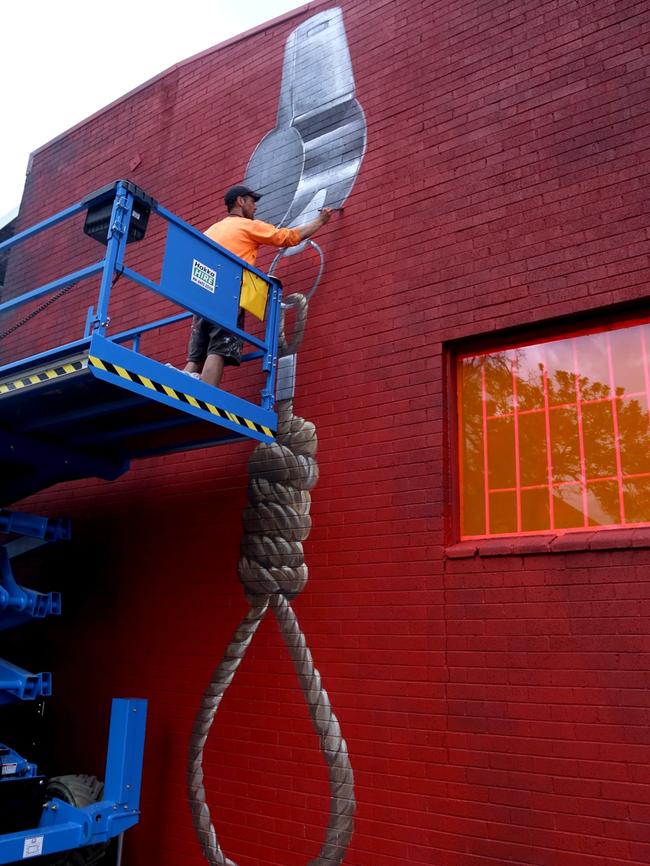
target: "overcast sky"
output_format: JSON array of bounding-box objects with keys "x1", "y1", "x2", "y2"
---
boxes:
[{"x1": 0, "y1": 0, "x2": 307, "y2": 223}]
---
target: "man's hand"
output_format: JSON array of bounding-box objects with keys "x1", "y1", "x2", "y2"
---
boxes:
[{"x1": 298, "y1": 207, "x2": 336, "y2": 241}]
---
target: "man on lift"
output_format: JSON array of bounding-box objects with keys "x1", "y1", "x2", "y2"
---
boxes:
[{"x1": 183, "y1": 185, "x2": 332, "y2": 387}]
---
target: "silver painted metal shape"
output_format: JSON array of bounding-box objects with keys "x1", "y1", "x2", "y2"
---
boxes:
[
  {"x1": 245, "y1": 7, "x2": 367, "y2": 231},
  {"x1": 276, "y1": 353, "x2": 297, "y2": 401}
]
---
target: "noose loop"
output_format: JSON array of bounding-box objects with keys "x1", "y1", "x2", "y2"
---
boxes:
[
  {"x1": 187, "y1": 602, "x2": 268, "y2": 866},
  {"x1": 187, "y1": 254, "x2": 355, "y2": 866}
]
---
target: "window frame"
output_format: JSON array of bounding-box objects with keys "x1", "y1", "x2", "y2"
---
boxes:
[{"x1": 449, "y1": 309, "x2": 650, "y2": 545}]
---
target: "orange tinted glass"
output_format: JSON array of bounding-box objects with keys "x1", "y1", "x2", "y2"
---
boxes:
[{"x1": 458, "y1": 322, "x2": 650, "y2": 537}]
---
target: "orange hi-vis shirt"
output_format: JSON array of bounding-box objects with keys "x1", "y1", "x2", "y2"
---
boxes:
[{"x1": 204, "y1": 216, "x2": 301, "y2": 267}]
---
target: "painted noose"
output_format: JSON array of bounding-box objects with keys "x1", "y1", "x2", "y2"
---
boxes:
[
  {"x1": 187, "y1": 243, "x2": 355, "y2": 865},
  {"x1": 188, "y1": 10, "x2": 365, "y2": 862}
]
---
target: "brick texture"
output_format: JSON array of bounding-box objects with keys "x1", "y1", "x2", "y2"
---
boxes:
[{"x1": 4, "y1": 1, "x2": 650, "y2": 864}]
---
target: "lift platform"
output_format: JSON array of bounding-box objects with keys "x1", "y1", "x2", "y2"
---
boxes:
[{"x1": 0, "y1": 180, "x2": 282, "y2": 507}]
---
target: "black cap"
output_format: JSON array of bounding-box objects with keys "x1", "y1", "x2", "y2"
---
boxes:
[{"x1": 224, "y1": 185, "x2": 262, "y2": 208}]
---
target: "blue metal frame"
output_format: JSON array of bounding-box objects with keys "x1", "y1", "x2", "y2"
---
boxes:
[
  {"x1": 0, "y1": 658, "x2": 51, "y2": 705},
  {"x1": 0, "y1": 512, "x2": 64, "y2": 711},
  {"x1": 0, "y1": 181, "x2": 283, "y2": 439},
  {"x1": 0, "y1": 698, "x2": 147, "y2": 864},
  {"x1": 0, "y1": 511, "x2": 70, "y2": 541},
  {"x1": 0, "y1": 512, "x2": 65, "y2": 635},
  {"x1": 0, "y1": 513, "x2": 148, "y2": 863}
]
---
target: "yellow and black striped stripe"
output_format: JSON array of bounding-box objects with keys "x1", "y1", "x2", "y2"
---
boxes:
[
  {"x1": 0, "y1": 360, "x2": 86, "y2": 395},
  {"x1": 88, "y1": 355, "x2": 274, "y2": 438}
]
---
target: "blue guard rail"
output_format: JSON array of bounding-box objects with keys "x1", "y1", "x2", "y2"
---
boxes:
[{"x1": 0, "y1": 180, "x2": 283, "y2": 507}]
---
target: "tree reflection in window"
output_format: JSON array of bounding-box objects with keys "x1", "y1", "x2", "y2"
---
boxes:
[{"x1": 458, "y1": 324, "x2": 650, "y2": 537}]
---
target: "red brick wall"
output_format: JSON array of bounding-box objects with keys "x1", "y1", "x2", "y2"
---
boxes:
[{"x1": 7, "y1": 1, "x2": 650, "y2": 864}]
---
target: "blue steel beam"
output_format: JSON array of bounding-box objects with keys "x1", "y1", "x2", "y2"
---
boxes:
[
  {"x1": 0, "y1": 594, "x2": 61, "y2": 632},
  {"x1": 261, "y1": 279, "x2": 282, "y2": 409},
  {"x1": 0, "y1": 812, "x2": 90, "y2": 864},
  {"x1": 0, "y1": 546, "x2": 61, "y2": 632},
  {"x1": 0, "y1": 659, "x2": 51, "y2": 704},
  {"x1": 0, "y1": 511, "x2": 70, "y2": 541},
  {"x1": 110, "y1": 310, "x2": 192, "y2": 345},
  {"x1": 91, "y1": 184, "x2": 132, "y2": 336},
  {"x1": 0, "y1": 263, "x2": 104, "y2": 316},
  {"x1": 0, "y1": 201, "x2": 86, "y2": 254},
  {"x1": 103, "y1": 699, "x2": 147, "y2": 810}
]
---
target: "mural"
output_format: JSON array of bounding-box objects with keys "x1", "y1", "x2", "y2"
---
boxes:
[
  {"x1": 188, "y1": 9, "x2": 366, "y2": 866},
  {"x1": 245, "y1": 7, "x2": 367, "y2": 230}
]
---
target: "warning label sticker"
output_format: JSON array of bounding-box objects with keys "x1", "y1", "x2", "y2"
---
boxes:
[
  {"x1": 191, "y1": 259, "x2": 217, "y2": 293},
  {"x1": 23, "y1": 837, "x2": 44, "y2": 859}
]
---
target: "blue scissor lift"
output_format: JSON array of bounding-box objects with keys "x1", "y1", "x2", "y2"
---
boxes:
[{"x1": 0, "y1": 181, "x2": 283, "y2": 862}]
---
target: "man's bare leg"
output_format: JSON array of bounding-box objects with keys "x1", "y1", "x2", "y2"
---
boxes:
[
  {"x1": 200, "y1": 354, "x2": 225, "y2": 387},
  {"x1": 183, "y1": 360, "x2": 202, "y2": 375}
]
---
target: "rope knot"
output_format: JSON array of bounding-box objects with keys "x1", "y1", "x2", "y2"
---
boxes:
[
  {"x1": 238, "y1": 557, "x2": 307, "y2": 601},
  {"x1": 239, "y1": 408, "x2": 317, "y2": 601}
]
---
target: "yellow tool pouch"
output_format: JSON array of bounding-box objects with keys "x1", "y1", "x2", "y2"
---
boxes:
[{"x1": 239, "y1": 269, "x2": 269, "y2": 321}]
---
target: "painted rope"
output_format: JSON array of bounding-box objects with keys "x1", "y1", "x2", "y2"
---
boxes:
[{"x1": 187, "y1": 292, "x2": 355, "y2": 865}]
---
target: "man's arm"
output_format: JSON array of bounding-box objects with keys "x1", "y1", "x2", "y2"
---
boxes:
[
  {"x1": 247, "y1": 208, "x2": 335, "y2": 249},
  {"x1": 296, "y1": 207, "x2": 333, "y2": 241}
]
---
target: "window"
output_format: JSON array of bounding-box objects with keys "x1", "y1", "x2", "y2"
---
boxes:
[{"x1": 458, "y1": 320, "x2": 650, "y2": 538}]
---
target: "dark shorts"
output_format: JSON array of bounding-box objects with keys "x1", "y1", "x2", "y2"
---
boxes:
[{"x1": 187, "y1": 315, "x2": 244, "y2": 367}]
